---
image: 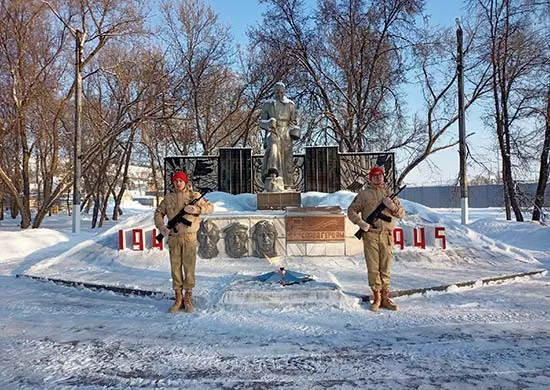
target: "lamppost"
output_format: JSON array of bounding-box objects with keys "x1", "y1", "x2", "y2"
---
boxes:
[
  {"x1": 72, "y1": 29, "x2": 85, "y2": 233},
  {"x1": 456, "y1": 18, "x2": 469, "y2": 225},
  {"x1": 42, "y1": 1, "x2": 85, "y2": 233}
]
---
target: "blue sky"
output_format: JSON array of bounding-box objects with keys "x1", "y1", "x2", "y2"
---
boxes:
[
  {"x1": 210, "y1": 0, "x2": 468, "y2": 46},
  {"x1": 207, "y1": 0, "x2": 500, "y2": 186}
]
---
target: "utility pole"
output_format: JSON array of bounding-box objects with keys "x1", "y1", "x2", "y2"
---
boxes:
[
  {"x1": 456, "y1": 19, "x2": 469, "y2": 225},
  {"x1": 72, "y1": 29, "x2": 85, "y2": 233},
  {"x1": 42, "y1": 2, "x2": 85, "y2": 233}
]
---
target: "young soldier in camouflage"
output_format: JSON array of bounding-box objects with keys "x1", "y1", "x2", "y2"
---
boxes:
[
  {"x1": 347, "y1": 167, "x2": 405, "y2": 311},
  {"x1": 155, "y1": 171, "x2": 213, "y2": 313}
]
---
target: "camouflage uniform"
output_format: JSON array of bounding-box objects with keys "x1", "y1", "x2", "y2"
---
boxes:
[
  {"x1": 154, "y1": 185, "x2": 213, "y2": 311},
  {"x1": 348, "y1": 183, "x2": 404, "y2": 309}
]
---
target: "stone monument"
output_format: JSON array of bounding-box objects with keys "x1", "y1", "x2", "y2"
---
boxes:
[
  {"x1": 259, "y1": 81, "x2": 300, "y2": 191},
  {"x1": 257, "y1": 81, "x2": 302, "y2": 210}
]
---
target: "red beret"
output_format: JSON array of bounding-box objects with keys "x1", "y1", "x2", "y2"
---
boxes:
[
  {"x1": 171, "y1": 171, "x2": 188, "y2": 184},
  {"x1": 368, "y1": 167, "x2": 385, "y2": 180}
]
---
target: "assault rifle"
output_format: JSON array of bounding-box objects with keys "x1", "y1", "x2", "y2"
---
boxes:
[
  {"x1": 156, "y1": 193, "x2": 206, "y2": 242},
  {"x1": 354, "y1": 185, "x2": 407, "y2": 240}
]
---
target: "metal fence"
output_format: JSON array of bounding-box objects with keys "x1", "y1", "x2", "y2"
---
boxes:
[{"x1": 400, "y1": 183, "x2": 550, "y2": 208}]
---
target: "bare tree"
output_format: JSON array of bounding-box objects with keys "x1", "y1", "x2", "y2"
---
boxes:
[
  {"x1": 0, "y1": 0, "x2": 151, "y2": 229},
  {"x1": 158, "y1": 0, "x2": 262, "y2": 155},
  {"x1": 469, "y1": 0, "x2": 549, "y2": 221},
  {"x1": 396, "y1": 20, "x2": 493, "y2": 186},
  {"x1": 0, "y1": 0, "x2": 60, "y2": 228},
  {"x1": 250, "y1": 0, "x2": 424, "y2": 153},
  {"x1": 80, "y1": 41, "x2": 172, "y2": 227},
  {"x1": 248, "y1": 0, "x2": 497, "y2": 188}
]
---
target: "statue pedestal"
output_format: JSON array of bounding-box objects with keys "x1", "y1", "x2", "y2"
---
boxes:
[{"x1": 257, "y1": 191, "x2": 301, "y2": 210}]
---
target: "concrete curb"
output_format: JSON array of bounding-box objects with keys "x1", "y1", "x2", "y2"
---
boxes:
[
  {"x1": 16, "y1": 269, "x2": 548, "y2": 305},
  {"x1": 361, "y1": 269, "x2": 548, "y2": 302},
  {"x1": 15, "y1": 274, "x2": 170, "y2": 299}
]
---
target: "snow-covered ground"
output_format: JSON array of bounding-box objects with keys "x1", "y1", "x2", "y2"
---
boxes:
[{"x1": 0, "y1": 192, "x2": 549, "y2": 389}]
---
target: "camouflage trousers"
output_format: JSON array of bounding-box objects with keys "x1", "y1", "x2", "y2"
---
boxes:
[
  {"x1": 363, "y1": 229, "x2": 394, "y2": 291},
  {"x1": 168, "y1": 233, "x2": 197, "y2": 291}
]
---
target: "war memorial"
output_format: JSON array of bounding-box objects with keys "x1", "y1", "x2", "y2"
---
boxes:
[
  {"x1": 117, "y1": 82, "x2": 448, "y2": 294},
  {"x1": 155, "y1": 82, "x2": 400, "y2": 262}
]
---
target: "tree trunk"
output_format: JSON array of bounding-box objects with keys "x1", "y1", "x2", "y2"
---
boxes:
[
  {"x1": 501, "y1": 152, "x2": 523, "y2": 221},
  {"x1": 494, "y1": 79, "x2": 512, "y2": 220},
  {"x1": 66, "y1": 188, "x2": 72, "y2": 216},
  {"x1": 98, "y1": 193, "x2": 110, "y2": 228},
  {"x1": 18, "y1": 113, "x2": 32, "y2": 228},
  {"x1": 91, "y1": 195, "x2": 100, "y2": 229},
  {"x1": 32, "y1": 178, "x2": 72, "y2": 228},
  {"x1": 491, "y1": 3, "x2": 523, "y2": 222},
  {"x1": 150, "y1": 153, "x2": 162, "y2": 207},
  {"x1": 112, "y1": 128, "x2": 135, "y2": 221},
  {"x1": 533, "y1": 85, "x2": 550, "y2": 221},
  {"x1": 502, "y1": 177, "x2": 511, "y2": 220},
  {"x1": 10, "y1": 198, "x2": 18, "y2": 219}
]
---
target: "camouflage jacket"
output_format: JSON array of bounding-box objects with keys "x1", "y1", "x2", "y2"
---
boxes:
[
  {"x1": 154, "y1": 186, "x2": 213, "y2": 236},
  {"x1": 347, "y1": 184, "x2": 404, "y2": 233}
]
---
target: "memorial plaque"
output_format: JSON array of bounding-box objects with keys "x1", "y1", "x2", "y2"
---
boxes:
[
  {"x1": 286, "y1": 207, "x2": 345, "y2": 242},
  {"x1": 218, "y1": 148, "x2": 252, "y2": 194},
  {"x1": 304, "y1": 146, "x2": 340, "y2": 193}
]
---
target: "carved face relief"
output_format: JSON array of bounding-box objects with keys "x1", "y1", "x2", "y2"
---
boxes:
[
  {"x1": 197, "y1": 220, "x2": 220, "y2": 259},
  {"x1": 223, "y1": 222, "x2": 249, "y2": 258},
  {"x1": 252, "y1": 220, "x2": 278, "y2": 258}
]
